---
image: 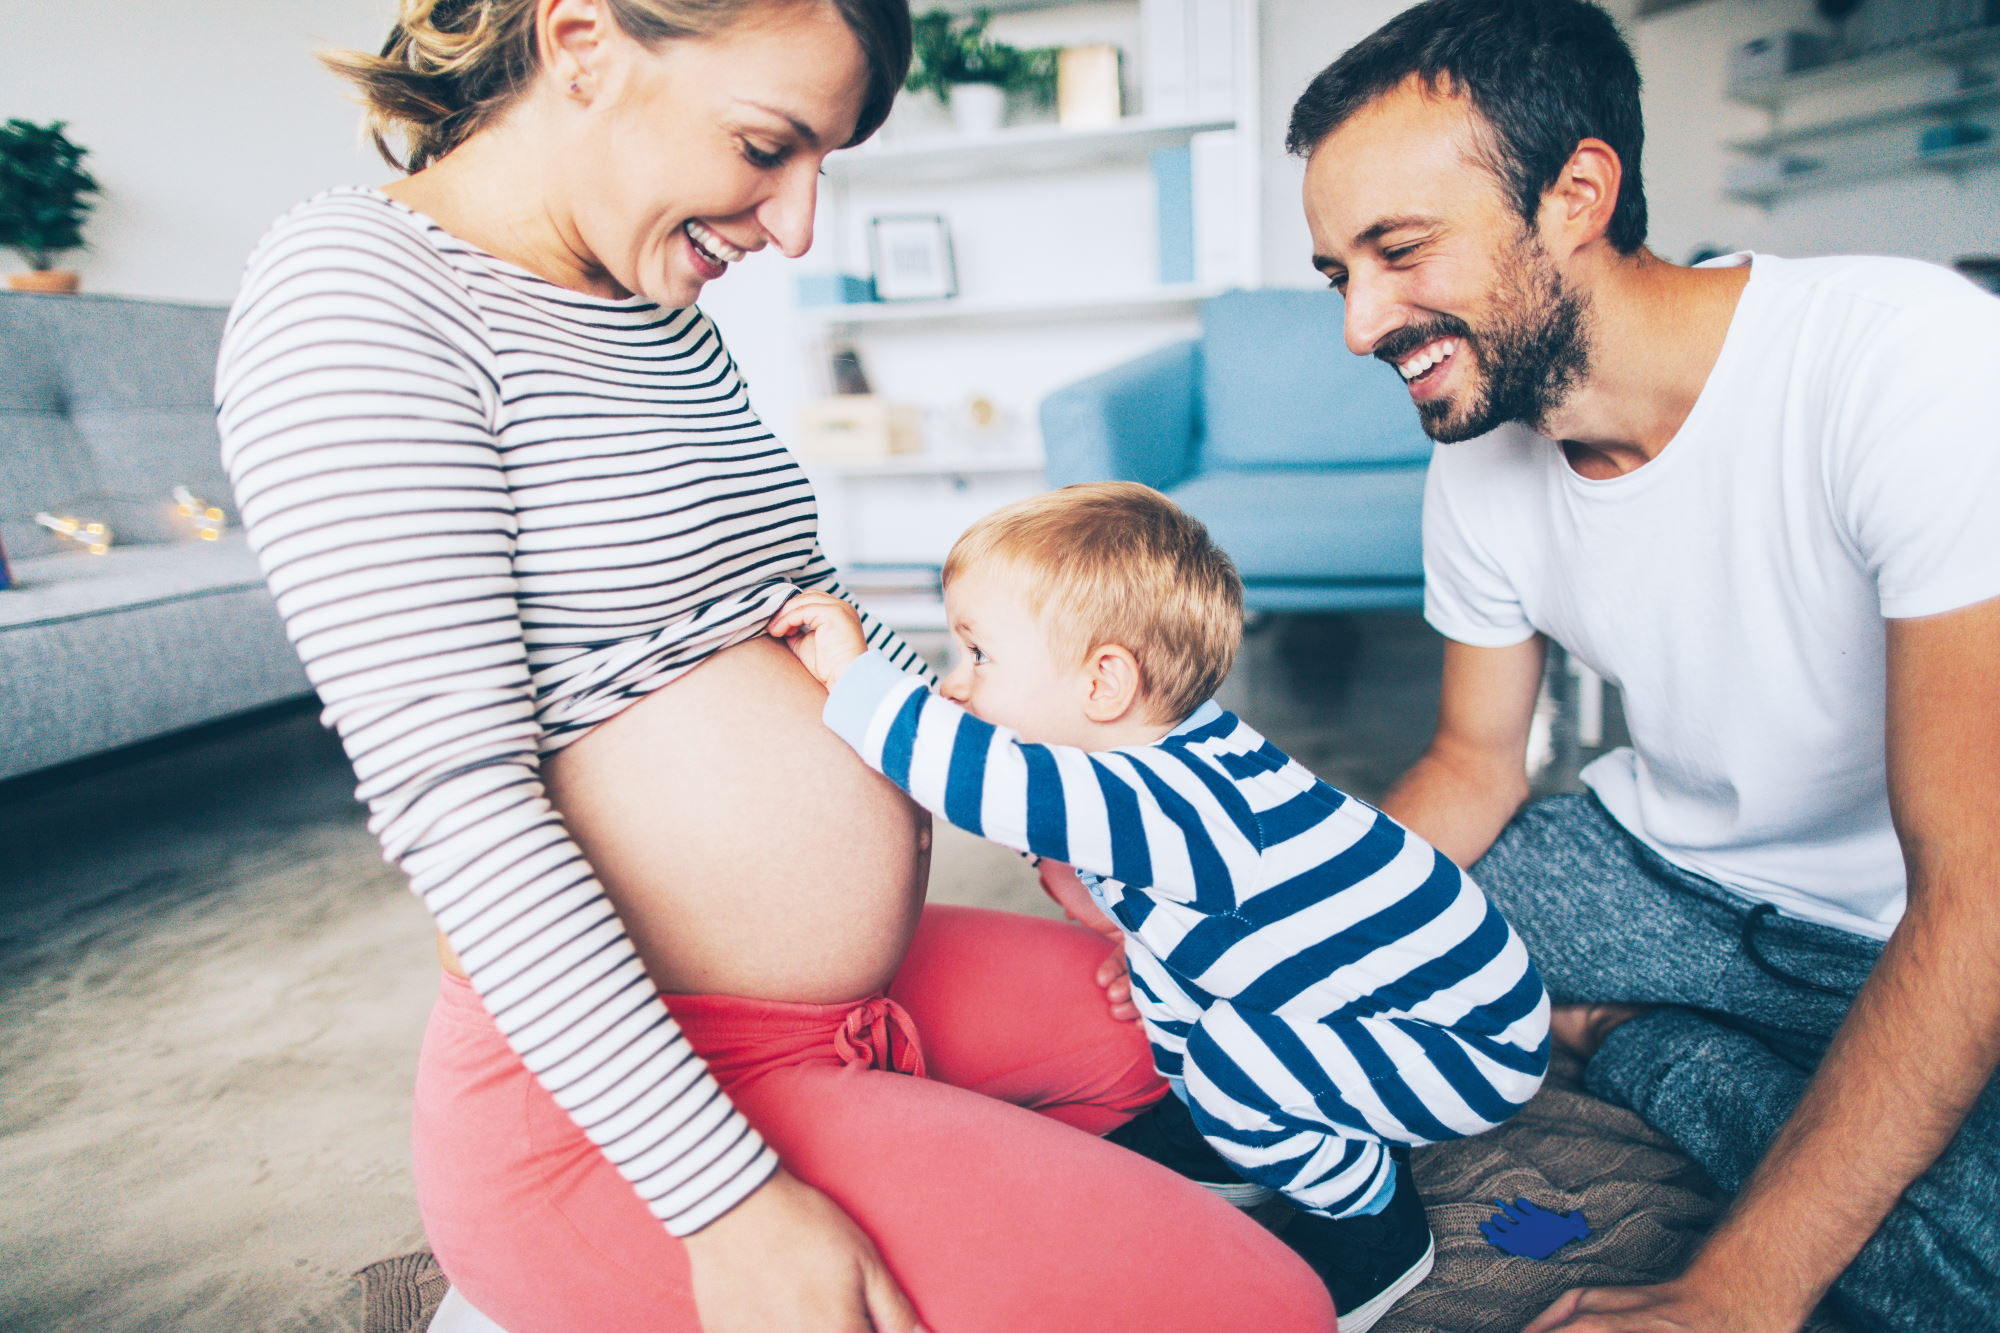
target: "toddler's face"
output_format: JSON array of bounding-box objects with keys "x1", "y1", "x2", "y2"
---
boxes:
[{"x1": 939, "y1": 562, "x2": 1094, "y2": 747}]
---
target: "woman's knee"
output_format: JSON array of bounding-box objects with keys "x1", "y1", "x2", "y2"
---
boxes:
[{"x1": 889, "y1": 904, "x2": 1162, "y2": 1127}]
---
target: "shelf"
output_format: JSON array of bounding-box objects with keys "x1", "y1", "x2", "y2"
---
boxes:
[
  {"x1": 1728, "y1": 85, "x2": 2000, "y2": 152},
  {"x1": 804, "y1": 453, "x2": 1046, "y2": 477},
  {"x1": 829, "y1": 115, "x2": 1236, "y2": 185},
  {"x1": 925, "y1": 0, "x2": 1128, "y2": 13},
  {"x1": 847, "y1": 589, "x2": 949, "y2": 633},
  {"x1": 1729, "y1": 24, "x2": 2000, "y2": 108},
  {"x1": 1725, "y1": 139, "x2": 2000, "y2": 202},
  {"x1": 799, "y1": 284, "x2": 1216, "y2": 331}
]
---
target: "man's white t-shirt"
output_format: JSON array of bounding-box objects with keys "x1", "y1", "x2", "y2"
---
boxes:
[{"x1": 1423, "y1": 253, "x2": 2000, "y2": 940}]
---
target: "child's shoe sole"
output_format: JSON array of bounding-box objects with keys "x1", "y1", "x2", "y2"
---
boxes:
[{"x1": 1329, "y1": 1231, "x2": 1434, "y2": 1333}]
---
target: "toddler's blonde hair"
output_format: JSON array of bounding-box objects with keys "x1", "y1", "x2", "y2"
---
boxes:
[{"x1": 943, "y1": 482, "x2": 1243, "y2": 723}]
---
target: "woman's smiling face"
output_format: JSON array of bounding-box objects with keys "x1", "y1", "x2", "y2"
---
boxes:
[{"x1": 555, "y1": 0, "x2": 868, "y2": 307}]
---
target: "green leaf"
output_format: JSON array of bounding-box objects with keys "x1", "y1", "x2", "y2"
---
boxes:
[
  {"x1": 0, "y1": 119, "x2": 99, "y2": 269},
  {"x1": 905, "y1": 8, "x2": 1061, "y2": 104}
]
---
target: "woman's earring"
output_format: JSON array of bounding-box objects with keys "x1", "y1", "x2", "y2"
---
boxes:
[{"x1": 569, "y1": 79, "x2": 581, "y2": 95}]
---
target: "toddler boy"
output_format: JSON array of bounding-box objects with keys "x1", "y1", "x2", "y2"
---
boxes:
[{"x1": 770, "y1": 482, "x2": 1549, "y2": 1331}]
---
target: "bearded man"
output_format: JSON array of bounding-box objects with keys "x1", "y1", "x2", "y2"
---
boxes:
[{"x1": 1290, "y1": 2, "x2": 2000, "y2": 1330}]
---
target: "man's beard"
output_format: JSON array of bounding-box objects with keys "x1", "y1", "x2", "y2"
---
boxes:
[{"x1": 1375, "y1": 231, "x2": 1592, "y2": 444}]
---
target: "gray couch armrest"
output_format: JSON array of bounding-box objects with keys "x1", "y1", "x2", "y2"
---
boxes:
[{"x1": 1039, "y1": 338, "x2": 1200, "y2": 492}]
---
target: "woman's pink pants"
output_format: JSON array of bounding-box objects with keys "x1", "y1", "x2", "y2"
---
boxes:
[{"x1": 413, "y1": 904, "x2": 1336, "y2": 1331}]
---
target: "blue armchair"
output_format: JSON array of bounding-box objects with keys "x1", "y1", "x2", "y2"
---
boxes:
[{"x1": 1039, "y1": 289, "x2": 1432, "y2": 612}]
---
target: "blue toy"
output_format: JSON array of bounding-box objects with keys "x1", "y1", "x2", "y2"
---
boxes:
[{"x1": 1481, "y1": 1197, "x2": 1591, "y2": 1260}]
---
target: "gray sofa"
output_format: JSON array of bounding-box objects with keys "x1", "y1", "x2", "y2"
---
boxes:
[{"x1": 0, "y1": 291, "x2": 310, "y2": 781}]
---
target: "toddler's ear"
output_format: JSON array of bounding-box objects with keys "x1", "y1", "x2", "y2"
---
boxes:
[{"x1": 1081, "y1": 644, "x2": 1145, "y2": 724}]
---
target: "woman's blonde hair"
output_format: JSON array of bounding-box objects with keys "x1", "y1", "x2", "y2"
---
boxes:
[
  {"x1": 944, "y1": 483, "x2": 1245, "y2": 724},
  {"x1": 322, "y1": 0, "x2": 912, "y2": 172}
]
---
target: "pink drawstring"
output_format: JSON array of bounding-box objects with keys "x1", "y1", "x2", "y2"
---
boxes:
[{"x1": 833, "y1": 996, "x2": 927, "y2": 1078}]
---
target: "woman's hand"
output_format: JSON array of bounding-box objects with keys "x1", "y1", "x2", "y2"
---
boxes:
[
  {"x1": 769, "y1": 592, "x2": 870, "y2": 687},
  {"x1": 1036, "y1": 859, "x2": 1140, "y2": 1022},
  {"x1": 682, "y1": 1168, "x2": 927, "y2": 1333}
]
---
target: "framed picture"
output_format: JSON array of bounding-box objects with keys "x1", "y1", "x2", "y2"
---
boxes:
[{"x1": 869, "y1": 214, "x2": 958, "y2": 303}]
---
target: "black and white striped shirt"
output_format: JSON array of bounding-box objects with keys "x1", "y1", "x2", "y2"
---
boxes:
[{"x1": 216, "y1": 187, "x2": 925, "y2": 1236}]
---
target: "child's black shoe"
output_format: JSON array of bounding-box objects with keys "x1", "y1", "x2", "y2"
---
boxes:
[
  {"x1": 1103, "y1": 1094, "x2": 1275, "y2": 1208},
  {"x1": 1277, "y1": 1150, "x2": 1435, "y2": 1333}
]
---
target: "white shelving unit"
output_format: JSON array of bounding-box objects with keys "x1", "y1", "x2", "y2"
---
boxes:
[
  {"x1": 801, "y1": 283, "x2": 1215, "y2": 331},
  {"x1": 1729, "y1": 137, "x2": 2000, "y2": 203},
  {"x1": 1727, "y1": 83, "x2": 2000, "y2": 152},
  {"x1": 1725, "y1": 22, "x2": 2000, "y2": 204},
  {"x1": 810, "y1": 453, "x2": 1049, "y2": 477},
  {"x1": 828, "y1": 113, "x2": 1235, "y2": 184},
  {"x1": 1729, "y1": 23, "x2": 2000, "y2": 108},
  {"x1": 792, "y1": 0, "x2": 1263, "y2": 624}
]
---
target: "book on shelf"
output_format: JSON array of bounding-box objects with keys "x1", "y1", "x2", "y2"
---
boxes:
[
  {"x1": 1141, "y1": 0, "x2": 1237, "y2": 119},
  {"x1": 1141, "y1": 0, "x2": 1193, "y2": 118},
  {"x1": 842, "y1": 563, "x2": 944, "y2": 595},
  {"x1": 1151, "y1": 128, "x2": 1249, "y2": 291}
]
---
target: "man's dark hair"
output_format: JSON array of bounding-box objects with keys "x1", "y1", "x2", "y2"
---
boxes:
[{"x1": 1287, "y1": 0, "x2": 1647, "y2": 253}]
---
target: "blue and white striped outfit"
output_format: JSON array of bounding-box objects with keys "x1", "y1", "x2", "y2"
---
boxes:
[{"x1": 824, "y1": 651, "x2": 1551, "y2": 1219}]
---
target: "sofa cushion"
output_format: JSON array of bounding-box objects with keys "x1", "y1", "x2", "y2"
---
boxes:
[
  {"x1": 0, "y1": 417, "x2": 106, "y2": 559},
  {"x1": 56, "y1": 298, "x2": 235, "y2": 530},
  {"x1": 1198, "y1": 289, "x2": 1433, "y2": 471},
  {"x1": 1, "y1": 297, "x2": 108, "y2": 558},
  {"x1": 1, "y1": 292, "x2": 234, "y2": 559},
  {"x1": 0, "y1": 567, "x2": 310, "y2": 781},
  {"x1": 1167, "y1": 464, "x2": 1427, "y2": 584},
  {"x1": 0, "y1": 531, "x2": 270, "y2": 631}
]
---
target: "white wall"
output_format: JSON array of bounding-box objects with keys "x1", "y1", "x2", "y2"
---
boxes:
[
  {"x1": 1, "y1": 0, "x2": 393, "y2": 302},
  {"x1": 9, "y1": 0, "x2": 1992, "y2": 318}
]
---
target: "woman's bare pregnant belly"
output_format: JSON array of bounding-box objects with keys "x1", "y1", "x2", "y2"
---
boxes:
[{"x1": 439, "y1": 635, "x2": 930, "y2": 1002}]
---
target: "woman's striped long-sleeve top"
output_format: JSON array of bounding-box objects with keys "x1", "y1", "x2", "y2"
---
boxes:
[
  {"x1": 824, "y1": 651, "x2": 1551, "y2": 1216},
  {"x1": 214, "y1": 188, "x2": 928, "y2": 1236}
]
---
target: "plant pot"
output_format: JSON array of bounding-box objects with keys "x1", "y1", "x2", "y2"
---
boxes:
[
  {"x1": 949, "y1": 82, "x2": 1007, "y2": 137},
  {"x1": 8, "y1": 270, "x2": 79, "y2": 293}
]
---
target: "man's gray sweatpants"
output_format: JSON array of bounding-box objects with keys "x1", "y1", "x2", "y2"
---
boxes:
[{"x1": 1473, "y1": 793, "x2": 1999, "y2": 1333}]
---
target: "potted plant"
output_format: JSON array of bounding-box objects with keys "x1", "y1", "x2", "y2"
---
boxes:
[
  {"x1": 0, "y1": 119, "x2": 99, "y2": 293},
  {"x1": 907, "y1": 9, "x2": 1058, "y2": 137}
]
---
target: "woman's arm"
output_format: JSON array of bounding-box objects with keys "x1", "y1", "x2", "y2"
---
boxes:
[{"x1": 217, "y1": 207, "x2": 777, "y2": 1235}]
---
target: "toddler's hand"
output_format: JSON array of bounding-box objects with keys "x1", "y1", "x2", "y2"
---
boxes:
[
  {"x1": 1037, "y1": 859, "x2": 1140, "y2": 1023},
  {"x1": 768, "y1": 592, "x2": 869, "y2": 687},
  {"x1": 1096, "y1": 948, "x2": 1139, "y2": 1023}
]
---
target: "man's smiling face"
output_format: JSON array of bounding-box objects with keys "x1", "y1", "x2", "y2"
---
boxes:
[{"x1": 1303, "y1": 75, "x2": 1591, "y2": 443}]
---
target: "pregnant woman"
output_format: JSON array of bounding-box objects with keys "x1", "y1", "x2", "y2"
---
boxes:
[{"x1": 215, "y1": 1, "x2": 1334, "y2": 1328}]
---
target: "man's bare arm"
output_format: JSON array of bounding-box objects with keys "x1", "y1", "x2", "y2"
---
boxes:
[
  {"x1": 1530, "y1": 595, "x2": 2000, "y2": 1333},
  {"x1": 1380, "y1": 634, "x2": 1546, "y2": 868}
]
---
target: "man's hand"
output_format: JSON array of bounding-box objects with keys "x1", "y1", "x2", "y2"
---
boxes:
[
  {"x1": 1523, "y1": 1272, "x2": 1796, "y2": 1333},
  {"x1": 683, "y1": 1167, "x2": 927, "y2": 1333},
  {"x1": 1037, "y1": 859, "x2": 1139, "y2": 1022},
  {"x1": 768, "y1": 591, "x2": 870, "y2": 687}
]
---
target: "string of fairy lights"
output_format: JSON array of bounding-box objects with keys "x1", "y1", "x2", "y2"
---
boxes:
[{"x1": 10, "y1": 486, "x2": 228, "y2": 572}]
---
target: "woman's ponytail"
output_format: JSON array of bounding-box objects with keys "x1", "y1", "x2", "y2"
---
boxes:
[
  {"x1": 321, "y1": 0, "x2": 539, "y2": 172},
  {"x1": 321, "y1": 0, "x2": 912, "y2": 174}
]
